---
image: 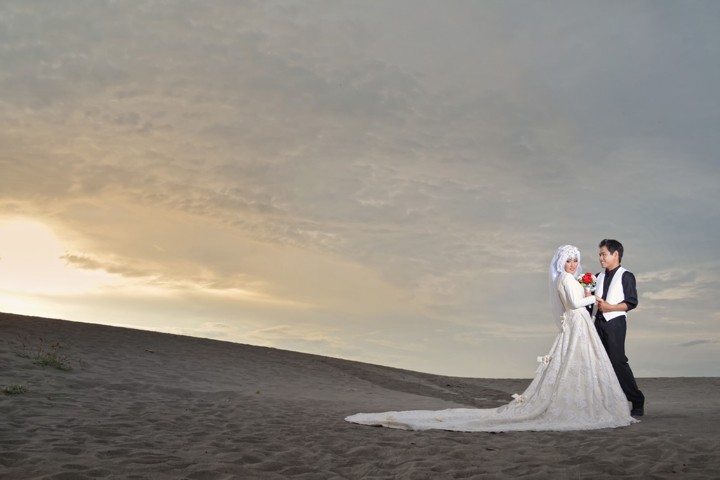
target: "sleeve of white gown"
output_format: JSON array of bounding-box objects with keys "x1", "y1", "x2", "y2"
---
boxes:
[{"x1": 560, "y1": 274, "x2": 596, "y2": 309}]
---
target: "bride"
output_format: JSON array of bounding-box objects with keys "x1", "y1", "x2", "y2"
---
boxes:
[{"x1": 345, "y1": 245, "x2": 638, "y2": 432}]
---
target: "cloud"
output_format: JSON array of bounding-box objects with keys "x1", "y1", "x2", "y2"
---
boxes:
[
  {"x1": 679, "y1": 340, "x2": 719, "y2": 348},
  {"x1": 1, "y1": 1, "x2": 719, "y2": 377}
]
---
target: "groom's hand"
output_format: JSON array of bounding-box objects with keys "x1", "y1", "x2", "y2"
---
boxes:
[{"x1": 597, "y1": 298, "x2": 608, "y2": 312}]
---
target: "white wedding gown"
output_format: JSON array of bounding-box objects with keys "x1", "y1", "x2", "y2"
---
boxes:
[{"x1": 345, "y1": 272, "x2": 638, "y2": 432}]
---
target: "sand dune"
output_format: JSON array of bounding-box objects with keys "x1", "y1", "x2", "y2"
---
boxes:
[{"x1": 1, "y1": 312, "x2": 718, "y2": 479}]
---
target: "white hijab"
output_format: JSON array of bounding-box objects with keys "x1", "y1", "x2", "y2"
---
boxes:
[{"x1": 548, "y1": 245, "x2": 583, "y2": 328}]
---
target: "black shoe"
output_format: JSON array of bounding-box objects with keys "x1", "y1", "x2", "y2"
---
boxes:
[{"x1": 631, "y1": 407, "x2": 644, "y2": 417}]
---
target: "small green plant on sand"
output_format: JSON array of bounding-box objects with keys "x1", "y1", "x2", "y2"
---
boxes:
[
  {"x1": 17, "y1": 338, "x2": 73, "y2": 371},
  {"x1": 2, "y1": 384, "x2": 27, "y2": 395}
]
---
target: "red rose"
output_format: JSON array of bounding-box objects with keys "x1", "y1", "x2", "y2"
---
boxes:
[{"x1": 582, "y1": 273, "x2": 593, "y2": 284}]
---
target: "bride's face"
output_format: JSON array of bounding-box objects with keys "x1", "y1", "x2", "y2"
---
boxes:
[{"x1": 564, "y1": 258, "x2": 579, "y2": 275}]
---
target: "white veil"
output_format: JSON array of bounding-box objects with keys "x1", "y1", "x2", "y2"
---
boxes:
[{"x1": 548, "y1": 245, "x2": 582, "y2": 330}]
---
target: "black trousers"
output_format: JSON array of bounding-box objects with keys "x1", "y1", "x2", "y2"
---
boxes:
[{"x1": 594, "y1": 315, "x2": 645, "y2": 408}]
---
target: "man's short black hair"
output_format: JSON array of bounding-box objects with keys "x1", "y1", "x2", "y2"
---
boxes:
[{"x1": 599, "y1": 239, "x2": 624, "y2": 262}]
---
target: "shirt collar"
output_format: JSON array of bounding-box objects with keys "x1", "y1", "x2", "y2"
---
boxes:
[{"x1": 605, "y1": 264, "x2": 622, "y2": 275}]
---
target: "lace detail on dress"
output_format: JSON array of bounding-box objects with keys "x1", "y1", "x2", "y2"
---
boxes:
[{"x1": 537, "y1": 355, "x2": 552, "y2": 365}]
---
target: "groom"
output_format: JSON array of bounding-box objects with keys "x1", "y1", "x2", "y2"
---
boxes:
[{"x1": 592, "y1": 239, "x2": 645, "y2": 417}]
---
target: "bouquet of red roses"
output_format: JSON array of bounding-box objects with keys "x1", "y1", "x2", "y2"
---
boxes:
[{"x1": 577, "y1": 272, "x2": 596, "y2": 292}]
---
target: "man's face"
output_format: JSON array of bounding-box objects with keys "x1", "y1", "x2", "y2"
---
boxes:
[{"x1": 598, "y1": 246, "x2": 619, "y2": 270}]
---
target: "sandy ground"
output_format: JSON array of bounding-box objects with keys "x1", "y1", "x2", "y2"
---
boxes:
[{"x1": 1, "y1": 312, "x2": 718, "y2": 479}]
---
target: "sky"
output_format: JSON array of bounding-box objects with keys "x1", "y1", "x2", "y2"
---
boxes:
[{"x1": 1, "y1": 0, "x2": 719, "y2": 378}]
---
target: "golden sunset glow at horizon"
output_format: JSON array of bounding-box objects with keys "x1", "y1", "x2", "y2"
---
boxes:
[{"x1": 0, "y1": 218, "x2": 124, "y2": 295}]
